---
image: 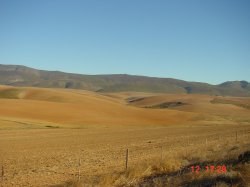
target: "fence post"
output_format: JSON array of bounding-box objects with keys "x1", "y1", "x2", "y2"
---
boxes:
[
  {"x1": 78, "y1": 158, "x2": 81, "y2": 181},
  {"x1": 160, "y1": 146, "x2": 163, "y2": 163},
  {"x1": 125, "y1": 149, "x2": 129, "y2": 171},
  {"x1": 185, "y1": 147, "x2": 187, "y2": 158},
  {"x1": 1, "y1": 165, "x2": 3, "y2": 184},
  {"x1": 236, "y1": 131, "x2": 238, "y2": 142}
]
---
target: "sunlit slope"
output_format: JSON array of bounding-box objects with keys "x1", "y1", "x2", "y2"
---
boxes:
[
  {"x1": 0, "y1": 86, "x2": 196, "y2": 128},
  {"x1": 126, "y1": 93, "x2": 250, "y2": 123}
]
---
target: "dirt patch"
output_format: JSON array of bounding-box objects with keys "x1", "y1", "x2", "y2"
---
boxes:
[
  {"x1": 144, "y1": 102, "x2": 187, "y2": 109},
  {"x1": 126, "y1": 97, "x2": 145, "y2": 103}
]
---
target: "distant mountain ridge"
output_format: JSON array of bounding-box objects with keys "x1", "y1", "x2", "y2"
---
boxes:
[{"x1": 0, "y1": 64, "x2": 250, "y2": 97}]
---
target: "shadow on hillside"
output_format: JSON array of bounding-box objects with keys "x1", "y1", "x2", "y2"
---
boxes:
[
  {"x1": 181, "y1": 175, "x2": 243, "y2": 187},
  {"x1": 136, "y1": 151, "x2": 249, "y2": 187},
  {"x1": 51, "y1": 151, "x2": 249, "y2": 187}
]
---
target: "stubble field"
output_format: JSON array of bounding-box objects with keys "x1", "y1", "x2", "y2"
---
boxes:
[{"x1": 0, "y1": 85, "x2": 249, "y2": 186}]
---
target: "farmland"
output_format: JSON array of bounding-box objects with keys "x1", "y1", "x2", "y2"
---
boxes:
[{"x1": 0, "y1": 85, "x2": 249, "y2": 186}]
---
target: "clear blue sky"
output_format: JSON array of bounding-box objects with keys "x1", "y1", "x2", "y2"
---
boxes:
[{"x1": 0, "y1": 0, "x2": 249, "y2": 84}]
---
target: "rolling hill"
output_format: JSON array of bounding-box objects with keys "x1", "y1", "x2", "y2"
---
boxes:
[
  {"x1": 1, "y1": 84, "x2": 250, "y2": 129},
  {"x1": 0, "y1": 64, "x2": 250, "y2": 96},
  {"x1": 0, "y1": 85, "x2": 198, "y2": 128}
]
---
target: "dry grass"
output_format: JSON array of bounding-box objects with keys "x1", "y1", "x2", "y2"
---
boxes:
[
  {"x1": 78, "y1": 132, "x2": 249, "y2": 187},
  {"x1": 0, "y1": 124, "x2": 249, "y2": 186},
  {"x1": 0, "y1": 85, "x2": 250, "y2": 186}
]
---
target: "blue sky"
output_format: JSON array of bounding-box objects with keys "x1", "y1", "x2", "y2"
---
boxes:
[{"x1": 0, "y1": 0, "x2": 249, "y2": 84}]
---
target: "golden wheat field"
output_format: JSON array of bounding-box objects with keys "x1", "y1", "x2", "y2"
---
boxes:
[{"x1": 0, "y1": 85, "x2": 249, "y2": 186}]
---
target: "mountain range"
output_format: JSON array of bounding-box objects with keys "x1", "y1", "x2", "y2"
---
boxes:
[{"x1": 0, "y1": 64, "x2": 249, "y2": 97}]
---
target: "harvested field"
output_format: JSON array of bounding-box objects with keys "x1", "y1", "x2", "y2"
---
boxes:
[{"x1": 0, "y1": 86, "x2": 249, "y2": 186}]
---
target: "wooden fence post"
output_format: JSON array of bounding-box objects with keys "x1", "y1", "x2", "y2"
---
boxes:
[
  {"x1": 185, "y1": 147, "x2": 188, "y2": 158},
  {"x1": 1, "y1": 165, "x2": 3, "y2": 184},
  {"x1": 160, "y1": 146, "x2": 163, "y2": 163},
  {"x1": 78, "y1": 158, "x2": 81, "y2": 181},
  {"x1": 125, "y1": 149, "x2": 129, "y2": 171}
]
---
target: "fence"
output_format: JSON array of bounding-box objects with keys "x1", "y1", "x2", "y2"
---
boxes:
[{"x1": 0, "y1": 129, "x2": 249, "y2": 186}]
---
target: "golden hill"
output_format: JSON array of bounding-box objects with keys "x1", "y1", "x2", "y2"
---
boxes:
[
  {"x1": 0, "y1": 85, "x2": 250, "y2": 129},
  {"x1": 0, "y1": 86, "x2": 196, "y2": 129}
]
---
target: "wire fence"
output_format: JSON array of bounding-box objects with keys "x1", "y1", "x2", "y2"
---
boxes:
[{"x1": 0, "y1": 129, "x2": 249, "y2": 186}]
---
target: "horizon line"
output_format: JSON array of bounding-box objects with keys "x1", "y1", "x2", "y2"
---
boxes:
[{"x1": 0, "y1": 63, "x2": 249, "y2": 86}]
